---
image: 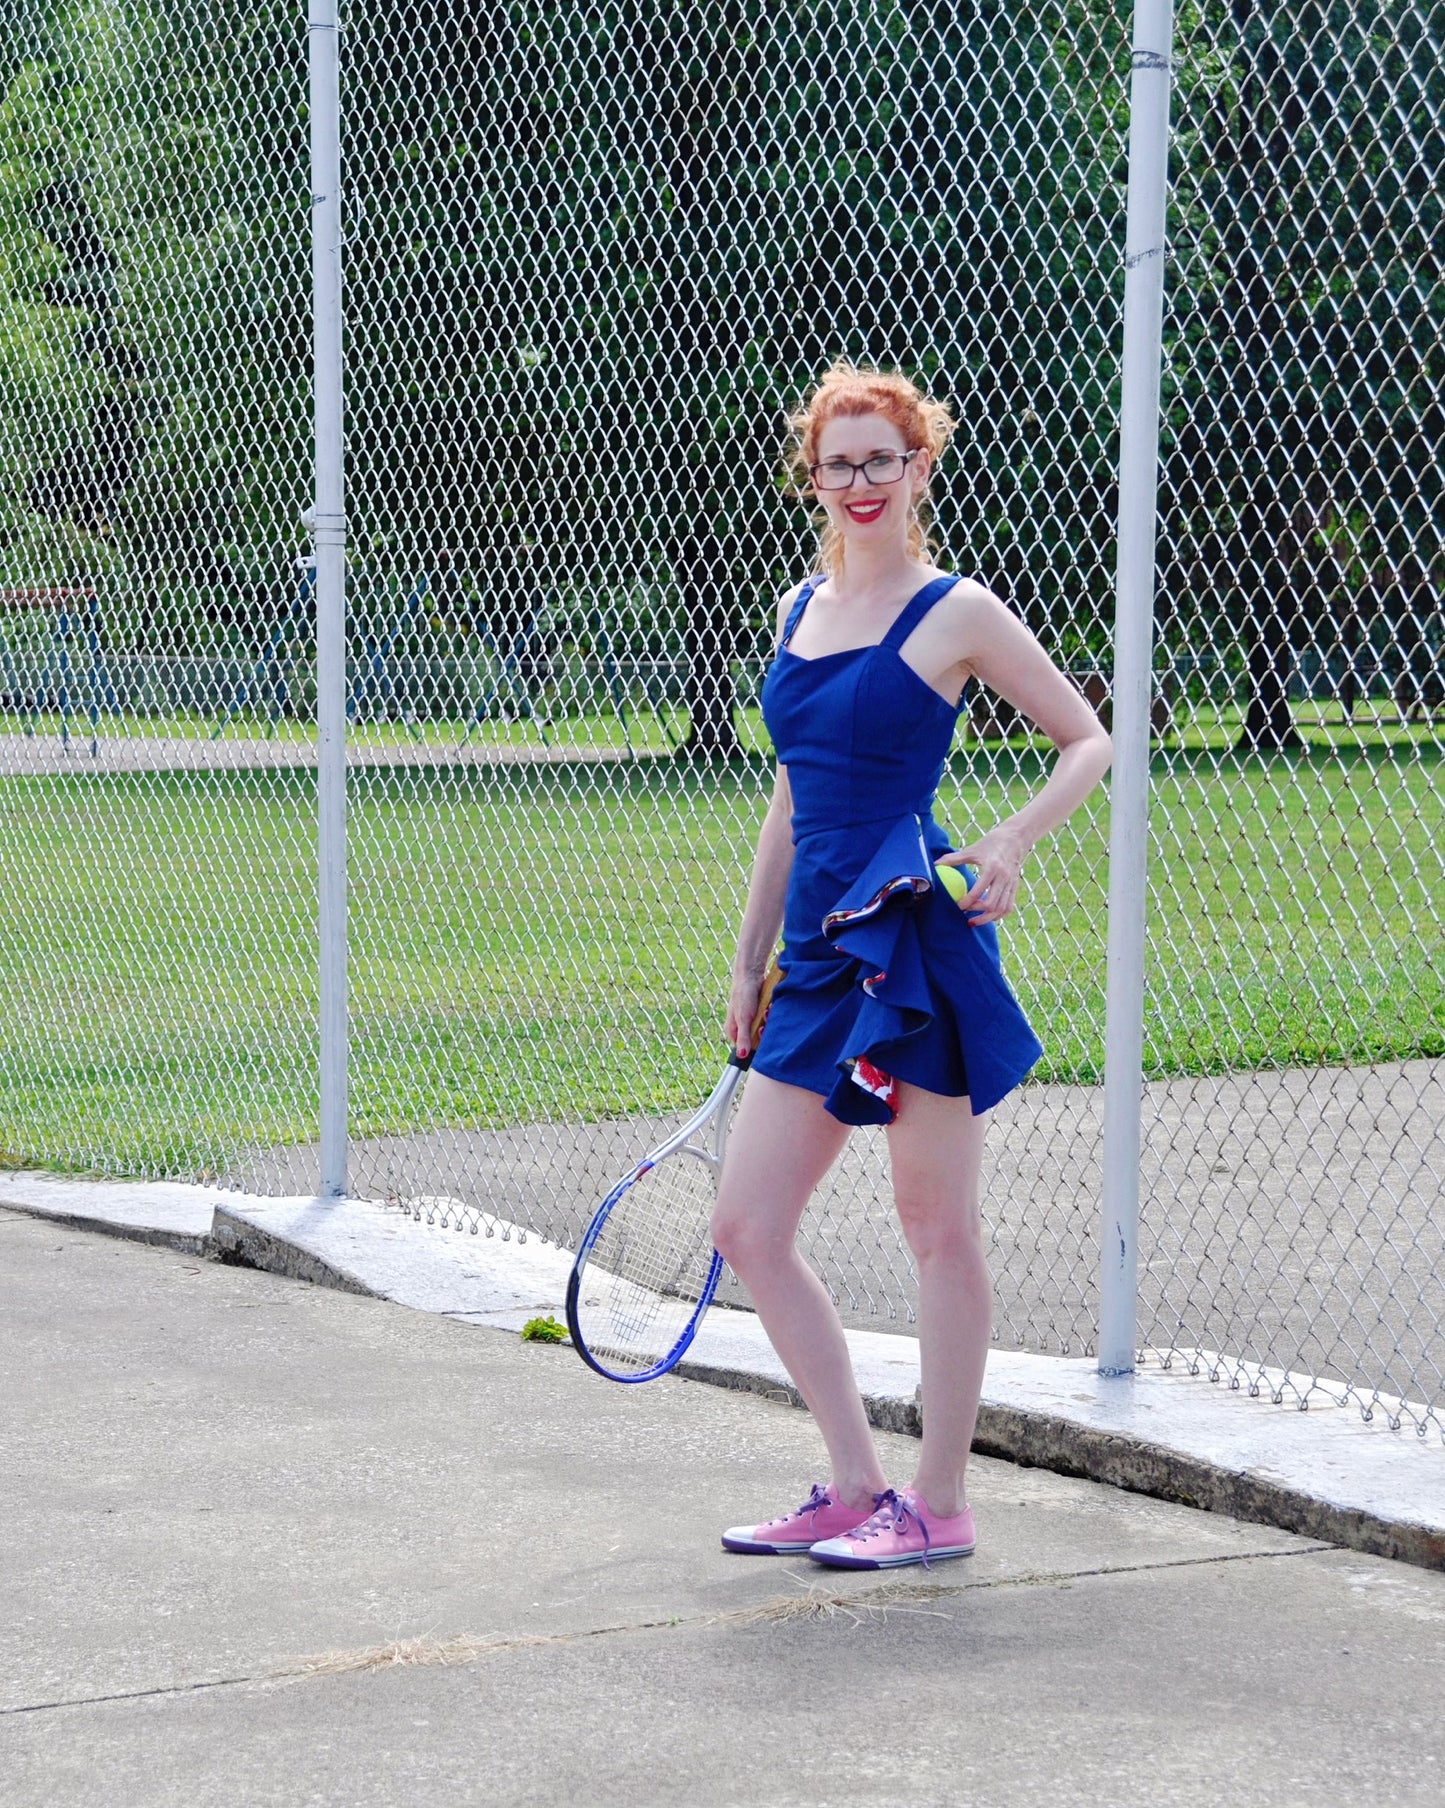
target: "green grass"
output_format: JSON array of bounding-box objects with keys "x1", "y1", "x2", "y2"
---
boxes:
[{"x1": 0, "y1": 732, "x2": 1440, "y2": 1178}]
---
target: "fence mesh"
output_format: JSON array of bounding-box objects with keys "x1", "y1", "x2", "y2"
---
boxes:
[
  {"x1": 314, "y1": 0, "x2": 1127, "y2": 1362},
  {"x1": 0, "y1": 0, "x2": 321, "y2": 1173},
  {"x1": 1143, "y1": 1, "x2": 1444, "y2": 1431},
  {"x1": 0, "y1": 3, "x2": 1439, "y2": 1435}
]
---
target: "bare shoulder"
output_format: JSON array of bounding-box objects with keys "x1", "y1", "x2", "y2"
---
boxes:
[
  {"x1": 936, "y1": 576, "x2": 1102, "y2": 746},
  {"x1": 945, "y1": 574, "x2": 1008, "y2": 617},
  {"x1": 918, "y1": 574, "x2": 995, "y2": 645},
  {"x1": 937, "y1": 575, "x2": 1031, "y2": 646}
]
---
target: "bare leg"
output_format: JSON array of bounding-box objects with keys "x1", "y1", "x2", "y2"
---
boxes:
[
  {"x1": 886, "y1": 1082, "x2": 992, "y2": 1517},
  {"x1": 711, "y1": 1073, "x2": 886, "y2": 1510}
]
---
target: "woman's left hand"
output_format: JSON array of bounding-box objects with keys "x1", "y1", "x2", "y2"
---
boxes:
[{"x1": 939, "y1": 825, "x2": 1028, "y2": 925}]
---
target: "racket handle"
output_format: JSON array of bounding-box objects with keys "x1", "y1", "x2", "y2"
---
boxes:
[{"x1": 730, "y1": 956, "x2": 783, "y2": 1070}]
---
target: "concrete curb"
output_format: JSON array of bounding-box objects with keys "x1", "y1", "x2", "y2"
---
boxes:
[
  {"x1": 210, "y1": 1205, "x2": 374, "y2": 1296},
  {"x1": 668, "y1": 1348, "x2": 1445, "y2": 1571},
  {"x1": 4, "y1": 1172, "x2": 1442, "y2": 1572},
  {"x1": 0, "y1": 1175, "x2": 218, "y2": 1255},
  {"x1": 966, "y1": 1403, "x2": 1444, "y2": 1570},
  {"x1": 2, "y1": 1203, "x2": 214, "y2": 1258}
]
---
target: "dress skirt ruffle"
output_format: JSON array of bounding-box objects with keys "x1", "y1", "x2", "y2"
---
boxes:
[{"x1": 753, "y1": 812, "x2": 1043, "y2": 1126}]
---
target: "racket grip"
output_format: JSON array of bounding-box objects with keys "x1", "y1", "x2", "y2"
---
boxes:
[
  {"x1": 751, "y1": 958, "x2": 782, "y2": 1040},
  {"x1": 732, "y1": 956, "x2": 783, "y2": 1068}
]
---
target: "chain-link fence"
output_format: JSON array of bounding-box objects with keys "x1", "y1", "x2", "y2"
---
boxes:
[
  {"x1": 0, "y1": 3, "x2": 1439, "y2": 1437},
  {"x1": 0, "y1": 0, "x2": 322, "y2": 1176},
  {"x1": 1143, "y1": 1, "x2": 1444, "y2": 1429}
]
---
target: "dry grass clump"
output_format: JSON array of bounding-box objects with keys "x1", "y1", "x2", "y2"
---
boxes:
[{"x1": 276, "y1": 1574, "x2": 960, "y2": 1681}]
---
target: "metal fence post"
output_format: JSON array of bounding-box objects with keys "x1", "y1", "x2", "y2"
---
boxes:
[
  {"x1": 1099, "y1": 1, "x2": 1175, "y2": 1376},
  {"x1": 310, "y1": 0, "x2": 347, "y2": 1198}
]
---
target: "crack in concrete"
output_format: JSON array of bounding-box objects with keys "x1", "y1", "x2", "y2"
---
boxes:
[
  {"x1": 1, "y1": 1541, "x2": 1336, "y2": 1718},
  {"x1": 2, "y1": 1672, "x2": 263, "y2": 1718}
]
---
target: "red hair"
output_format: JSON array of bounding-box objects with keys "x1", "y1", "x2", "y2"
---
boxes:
[{"x1": 785, "y1": 361, "x2": 956, "y2": 576}]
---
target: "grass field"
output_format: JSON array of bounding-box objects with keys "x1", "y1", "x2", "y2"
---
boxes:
[{"x1": 0, "y1": 731, "x2": 1441, "y2": 1177}]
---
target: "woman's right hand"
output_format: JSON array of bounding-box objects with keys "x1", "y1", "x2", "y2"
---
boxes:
[{"x1": 725, "y1": 966, "x2": 766, "y2": 1060}]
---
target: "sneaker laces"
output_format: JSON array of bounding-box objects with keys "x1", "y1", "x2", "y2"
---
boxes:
[
  {"x1": 850, "y1": 1488, "x2": 933, "y2": 1564},
  {"x1": 776, "y1": 1482, "x2": 887, "y2": 1529},
  {"x1": 769, "y1": 1482, "x2": 833, "y2": 1529}
]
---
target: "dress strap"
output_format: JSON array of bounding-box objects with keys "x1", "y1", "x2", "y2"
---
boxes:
[
  {"x1": 779, "y1": 575, "x2": 825, "y2": 648},
  {"x1": 880, "y1": 575, "x2": 964, "y2": 653}
]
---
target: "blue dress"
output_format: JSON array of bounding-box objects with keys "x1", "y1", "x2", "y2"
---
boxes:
[{"x1": 751, "y1": 573, "x2": 1043, "y2": 1125}]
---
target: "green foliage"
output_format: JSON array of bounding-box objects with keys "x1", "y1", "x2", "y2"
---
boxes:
[
  {"x1": 520, "y1": 1314, "x2": 570, "y2": 1343},
  {"x1": 342, "y1": 1, "x2": 1132, "y2": 622},
  {"x1": 0, "y1": 0, "x2": 309, "y2": 640},
  {"x1": 0, "y1": 0, "x2": 1438, "y2": 713},
  {"x1": 1162, "y1": 1, "x2": 1444, "y2": 633}
]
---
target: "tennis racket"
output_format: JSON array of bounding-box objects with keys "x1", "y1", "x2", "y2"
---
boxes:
[{"x1": 565, "y1": 960, "x2": 782, "y2": 1383}]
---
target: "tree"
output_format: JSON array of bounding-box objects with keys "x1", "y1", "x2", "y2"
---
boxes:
[
  {"x1": 0, "y1": 0, "x2": 309, "y2": 640},
  {"x1": 2, "y1": 0, "x2": 1143, "y2": 729},
  {"x1": 343, "y1": 1, "x2": 1132, "y2": 752},
  {"x1": 1161, "y1": 2, "x2": 1445, "y2": 748}
]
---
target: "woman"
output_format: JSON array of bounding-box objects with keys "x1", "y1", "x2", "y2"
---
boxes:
[{"x1": 713, "y1": 362, "x2": 1112, "y2": 1569}]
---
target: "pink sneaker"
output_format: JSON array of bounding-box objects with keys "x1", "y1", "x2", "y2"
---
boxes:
[
  {"x1": 722, "y1": 1483, "x2": 881, "y2": 1555},
  {"x1": 808, "y1": 1486, "x2": 976, "y2": 1569}
]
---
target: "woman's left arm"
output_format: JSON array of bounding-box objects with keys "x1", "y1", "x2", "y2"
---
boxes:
[{"x1": 938, "y1": 583, "x2": 1114, "y2": 926}]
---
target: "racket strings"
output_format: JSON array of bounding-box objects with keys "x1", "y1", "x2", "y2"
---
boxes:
[{"x1": 574, "y1": 1151, "x2": 719, "y2": 1376}]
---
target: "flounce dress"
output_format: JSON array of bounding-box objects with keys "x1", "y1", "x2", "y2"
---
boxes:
[{"x1": 750, "y1": 574, "x2": 1043, "y2": 1125}]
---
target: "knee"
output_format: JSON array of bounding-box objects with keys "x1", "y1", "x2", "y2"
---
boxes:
[
  {"x1": 711, "y1": 1199, "x2": 788, "y2": 1278},
  {"x1": 895, "y1": 1190, "x2": 985, "y2": 1269},
  {"x1": 709, "y1": 1201, "x2": 744, "y2": 1267}
]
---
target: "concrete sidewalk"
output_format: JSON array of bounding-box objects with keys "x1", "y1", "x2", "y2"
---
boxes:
[
  {"x1": 6, "y1": 1172, "x2": 1440, "y2": 1570},
  {"x1": 5, "y1": 1208, "x2": 1444, "y2": 1808},
  {"x1": 0, "y1": 729, "x2": 645, "y2": 776}
]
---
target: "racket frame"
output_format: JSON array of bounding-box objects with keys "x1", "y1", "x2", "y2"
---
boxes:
[{"x1": 565, "y1": 1051, "x2": 747, "y2": 1384}]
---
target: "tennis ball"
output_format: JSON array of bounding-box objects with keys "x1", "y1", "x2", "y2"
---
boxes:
[{"x1": 935, "y1": 861, "x2": 970, "y2": 904}]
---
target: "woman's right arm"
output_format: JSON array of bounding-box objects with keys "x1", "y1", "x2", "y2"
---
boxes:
[{"x1": 726, "y1": 765, "x2": 794, "y2": 1058}]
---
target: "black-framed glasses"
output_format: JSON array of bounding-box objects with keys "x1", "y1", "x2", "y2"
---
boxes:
[{"x1": 808, "y1": 449, "x2": 921, "y2": 491}]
